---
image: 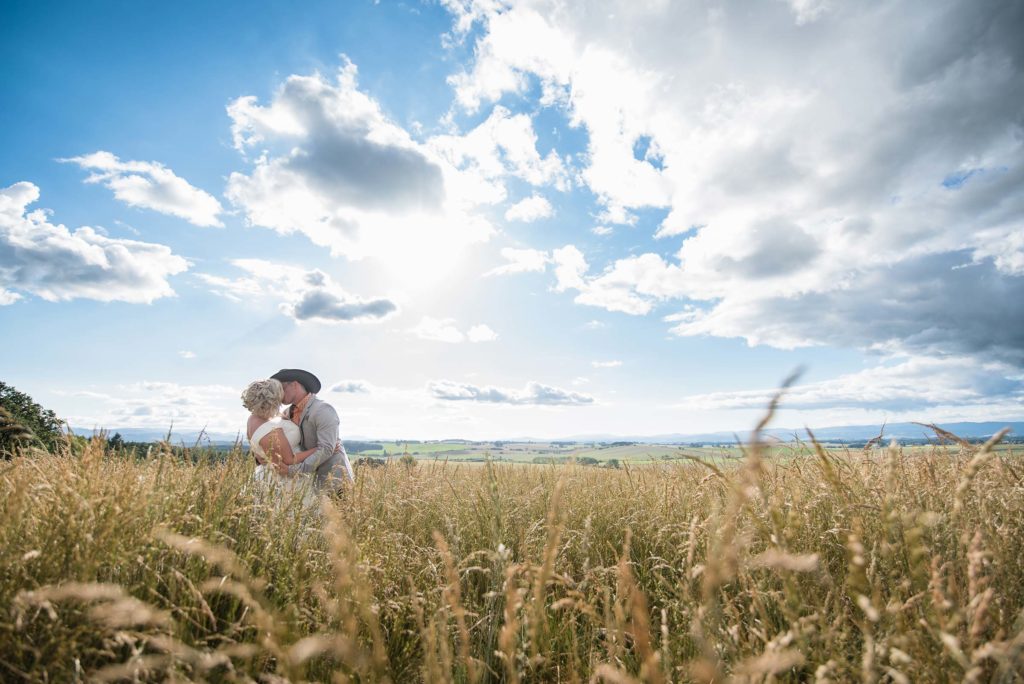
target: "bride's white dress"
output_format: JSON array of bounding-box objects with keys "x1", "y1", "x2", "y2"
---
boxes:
[{"x1": 249, "y1": 417, "x2": 315, "y2": 504}]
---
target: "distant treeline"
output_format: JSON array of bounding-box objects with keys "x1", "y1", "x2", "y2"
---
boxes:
[
  {"x1": 531, "y1": 456, "x2": 621, "y2": 468},
  {"x1": 343, "y1": 441, "x2": 384, "y2": 453},
  {"x1": 104, "y1": 433, "x2": 385, "y2": 454}
]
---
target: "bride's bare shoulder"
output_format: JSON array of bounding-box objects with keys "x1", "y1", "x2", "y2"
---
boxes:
[{"x1": 247, "y1": 414, "x2": 270, "y2": 439}]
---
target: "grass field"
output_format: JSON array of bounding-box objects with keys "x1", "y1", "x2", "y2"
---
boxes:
[{"x1": 2, "y1": 427, "x2": 1023, "y2": 682}]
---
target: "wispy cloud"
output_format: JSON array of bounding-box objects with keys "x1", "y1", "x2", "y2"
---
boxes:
[
  {"x1": 330, "y1": 380, "x2": 372, "y2": 394},
  {"x1": 61, "y1": 151, "x2": 223, "y2": 227},
  {"x1": 429, "y1": 380, "x2": 593, "y2": 406},
  {"x1": 484, "y1": 247, "x2": 550, "y2": 276},
  {"x1": 65, "y1": 381, "x2": 242, "y2": 432},
  {"x1": 676, "y1": 356, "x2": 1024, "y2": 413},
  {"x1": 591, "y1": 360, "x2": 622, "y2": 368},
  {"x1": 198, "y1": 259, "x2": 397, "y2": 324},
  {"x1": 409, "y1": 317, "x2": 498, "y2": 343},
  {"x1": 409, "y1": 316, "x2": 465, "y2": 343}
]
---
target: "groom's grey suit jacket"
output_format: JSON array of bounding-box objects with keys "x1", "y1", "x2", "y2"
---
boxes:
[{"x1": 292, "y1": 395, "x2": 343, "y2": 485}]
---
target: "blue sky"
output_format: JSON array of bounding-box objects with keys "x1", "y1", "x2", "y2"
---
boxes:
[{"x1": 2, "y1": 0, "x2": 1022, "y2": 439}]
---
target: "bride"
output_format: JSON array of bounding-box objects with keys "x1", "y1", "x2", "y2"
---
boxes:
[{"x1": 241, "y1": 378, "x2": 317, "y2": 494}]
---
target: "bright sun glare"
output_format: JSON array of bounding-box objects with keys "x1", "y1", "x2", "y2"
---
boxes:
[{"x1": 364, "y1": 211, "x2": 488, "y2": 290}]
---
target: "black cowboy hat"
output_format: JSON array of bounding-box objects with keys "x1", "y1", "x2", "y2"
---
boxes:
[{"x1": 270, "y1": 368, "x2": 321, "y2": 394}]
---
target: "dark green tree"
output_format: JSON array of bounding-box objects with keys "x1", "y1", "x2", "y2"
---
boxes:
[{"x1": 0, "y1": 381, "x2": 64, "y2": 453}]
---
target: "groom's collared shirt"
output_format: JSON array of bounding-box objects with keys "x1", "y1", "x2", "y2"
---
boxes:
[{"x1": 289, "y1": 393, "x2": 312, "y2": 426}]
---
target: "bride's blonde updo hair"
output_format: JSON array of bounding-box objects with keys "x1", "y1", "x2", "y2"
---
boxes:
[{"x1": 241, "y1": 379, "x2": 284, "y2": 419}]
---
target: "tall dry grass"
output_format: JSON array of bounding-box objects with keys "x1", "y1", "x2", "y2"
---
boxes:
[{"x1": 2, "y1": 427, "x2": 1023, "y2": 682}]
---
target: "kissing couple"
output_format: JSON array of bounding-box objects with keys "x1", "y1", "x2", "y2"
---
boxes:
[{"x1": 241, "y1": 369, "x2": 354, "y2": 494}]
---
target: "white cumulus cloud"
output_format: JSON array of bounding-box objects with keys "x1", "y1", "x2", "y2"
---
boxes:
[
  {"x1": 225, "y1": 57, "x2": 494, "y2": 270},
  {"x1": 467, "y1": 323, "x2": 499, "y2": 342},
  {"x1": 430, "y1": 105, "x2": 570, "y2": 192},
  {"x1": 504, "y1": 194, "x2": 554, "y2": 222},
  {"x1": 0, "y1": 182, "x2": 188, "y2": 305},
  {"x1": 443, "y1": 0, "x2": 1024, "y2": 369},
  {"x1": 551, "y1": 245, "x2": 664, "y2": 315},
  {"x1": 454, "y1": 0, "x2": 1024, "y2": 427}
]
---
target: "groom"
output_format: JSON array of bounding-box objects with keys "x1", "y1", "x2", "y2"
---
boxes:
[{"x1": 271, "y1": 368, "x2": 354, "y2": 490}]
